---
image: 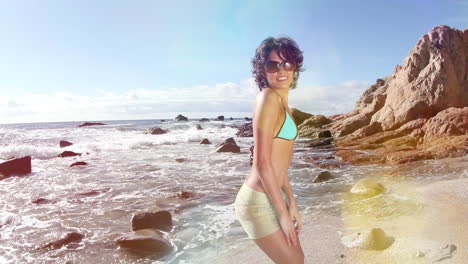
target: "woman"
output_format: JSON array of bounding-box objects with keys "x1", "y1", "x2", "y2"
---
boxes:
[{"x1": 235, "y1": 36, "x2": 305, "y2": 263}]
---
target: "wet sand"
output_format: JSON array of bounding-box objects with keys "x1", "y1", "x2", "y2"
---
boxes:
[
  {"x1": 342, "y1": 177, "x2": 468, "y2": 264},
  {"x1": 221, "y1": 156, "x2": 468, "y2": 264}
]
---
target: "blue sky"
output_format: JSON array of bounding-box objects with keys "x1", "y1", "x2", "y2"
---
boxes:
[{"x1": 0, "y1": 0, "x2": 467, "y2": 124}]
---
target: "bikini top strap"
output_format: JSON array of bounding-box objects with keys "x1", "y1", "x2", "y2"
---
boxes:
[
  {"x1": 269, "y1": 88, "x2": 291, "y2": 115},
  {"x1": 269, "y1": 88, "x2": 287, "y2": 111}
]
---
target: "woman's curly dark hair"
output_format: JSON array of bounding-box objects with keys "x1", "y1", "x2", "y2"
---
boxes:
[{"x1": 251, "y1": 36, "x2": 305, "y2": 91}]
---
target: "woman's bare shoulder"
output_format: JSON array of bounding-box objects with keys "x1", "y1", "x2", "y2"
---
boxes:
[
  {"x1": 255, "y1": 88, "x2": 281, "y2": 109},
  {"x1": 252, "y1": 89, "x2": 282, "y2": 129}
]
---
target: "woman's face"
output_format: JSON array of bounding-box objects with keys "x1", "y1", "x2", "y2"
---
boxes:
[{"x1": 265, "y1": 49, "x2": 295, "y2": 90}]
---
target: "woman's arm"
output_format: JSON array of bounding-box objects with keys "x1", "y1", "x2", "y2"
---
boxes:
[
  {"x1": 252, "y1": 90, "x2": 289, "y2": 218},
  {"x1": 282, "y1": 145, "x2": 297, "y2": 207},
  {"x1": 282, "y1": 173, "x2": 297, "y2": 207}
]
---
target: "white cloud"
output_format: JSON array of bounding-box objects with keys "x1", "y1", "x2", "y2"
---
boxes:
[
  {"x1": 0, "y1": 78, "x2": 371, "y2": 124},
  {"x1": 0, "y1": 79, "x2": 259, "y2": 124},
  {"x1": 290, "y1": 80, "x2": 372, "y2": 116}
]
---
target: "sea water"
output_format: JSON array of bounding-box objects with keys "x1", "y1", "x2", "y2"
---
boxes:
[{"x1": 0, "y1": 119, "x2": 466, "y2": 263}]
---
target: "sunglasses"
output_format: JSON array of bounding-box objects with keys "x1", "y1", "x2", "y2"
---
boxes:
[{"x1": 265, "y1": 60, "x2": 296, "y2": 73}]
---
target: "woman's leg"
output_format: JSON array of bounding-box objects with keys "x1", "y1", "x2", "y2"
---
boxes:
[{"x1": 253, "y1": 228, "x2": 304, "y2": 264}]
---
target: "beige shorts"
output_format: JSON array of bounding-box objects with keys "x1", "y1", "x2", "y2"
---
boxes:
[{"x1": 235, "y1": 183, "x2": 289, "y2": 239}]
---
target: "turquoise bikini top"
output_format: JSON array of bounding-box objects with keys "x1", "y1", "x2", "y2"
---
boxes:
[{"x1": 271, "y1": 89, "x2": 299, "y2": 141}]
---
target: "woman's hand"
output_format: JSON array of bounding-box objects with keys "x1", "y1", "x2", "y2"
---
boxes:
[
  {"x1": 279, "y1": 213, "x2": 298, "y2": 247},
  {"x1": 288, "y1": 204, "x2": 302, "y2": 235}
]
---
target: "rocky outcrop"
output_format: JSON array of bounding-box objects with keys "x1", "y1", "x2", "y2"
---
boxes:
[
  {"x1": 236, "y1": 122, "x2": 253, "y2": 137},
  {"x1": 298, "y1": 115, "x2": 333, "y2": 138},
  {"x1": 320, "y1": 25, "x2": 468, "y2": 165},
  {"x1": 327, "y1": 26, "x2": 468, "y2": 138},
  {"x1": 175, "y1": 114, "x2": 188, "y2": 121},
  {"x1": 145, "y1": 127, "x2": 168, "y2": 135},
  {"x1": 291, "y1": 108, "x2": 313, "y2": 126},
  {"x1": 78, "y1": 122, "x2": 105, "y2": 127},
  {"x1": 216, "y1": 115, "x2": 224, "y2": 121}
]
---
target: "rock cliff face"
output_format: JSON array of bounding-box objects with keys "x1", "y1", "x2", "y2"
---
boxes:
[
  {"x1": 326, "y1": 25, "x2": 468, "y2": 139},
  {"x1": 301, "y1": 25, "x2": 468, "y2": 165}
]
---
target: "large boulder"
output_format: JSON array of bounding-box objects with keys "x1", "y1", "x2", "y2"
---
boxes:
[
  {"x1": 132, "y1": 211, "x2": 173, "y2": 232},
  {"x1": 116, "y1": 228, "x2": 173, "y2": 257},
  {"x1": 0, "y1": 156, "x2": 32, "y2": 180},
  {"x1": 215, "y1": 137, "x2": 240, "y2": 153}
]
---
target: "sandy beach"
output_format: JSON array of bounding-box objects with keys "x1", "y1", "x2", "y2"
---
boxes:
[{"x1": 221, "y1": 157, "x2": 468, "y2": 264}]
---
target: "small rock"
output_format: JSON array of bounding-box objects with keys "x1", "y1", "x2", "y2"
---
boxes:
[
  {"x1": 175, "y1": 114, "x2": 188, "y2": 121},
  {"x1": 350, "y1": 178, "x2": 385, "y2": 197},
  {"x1": 312, "y1": 171, "x2": 333, "y2": 183},
  {"x1": 145, "y1": 127, "x2": 168, "y2": 135},
  {"x1": 59, "y1": 140, "x2": 73, "y2": 148},
  {"x1": 39, "y1": 232, "x2": 84, "y2": 250},
  {"x1": 32, "y1": 198, "x2": 53, "y2": 204},
  {"x1": 175, "y1": 158, "x2": 189, "y2": 163},
  {"x1": 200, "y1": 138, "x2": 211, "y2": 144},
  {"x1": 427, "y1": 244, "x2": 457, "y2": 262},
  {"x1": 215, "y1": 137, "x2": 237, "y2": 147},
  {"x1": 216, "y1": 144, "x2": 240, "y2": 153},
  {"x1": 196, "y1": 124, "x2": 203, "y2": 130},
  {"x1": 58, "y1": 151, "x2": 81, "y2": 158},
  {"x1": 341, "y1": 228, "x2": 393, "y2": 250},
  {"x1": 78, "y1": 122, "x2": 105, "y2": 127},
  {"x1": 176, "y1": 191, "x2": 195, "y2": 199},
  {"x1": 70, "y1": 161, "x2": 87, "y2": 167}
]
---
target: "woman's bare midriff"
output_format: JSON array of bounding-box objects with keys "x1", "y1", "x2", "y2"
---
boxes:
[
  {"x1": 244, "y1": 138, "x2": 294, "y2": 193},
  {"x1": 246, "y1": 87, "x2": 295, "y2": 193}
]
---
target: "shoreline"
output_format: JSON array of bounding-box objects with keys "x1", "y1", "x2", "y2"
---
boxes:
[{"x1": 221, "y1": 156, "x2": 468, "y2": 264}]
